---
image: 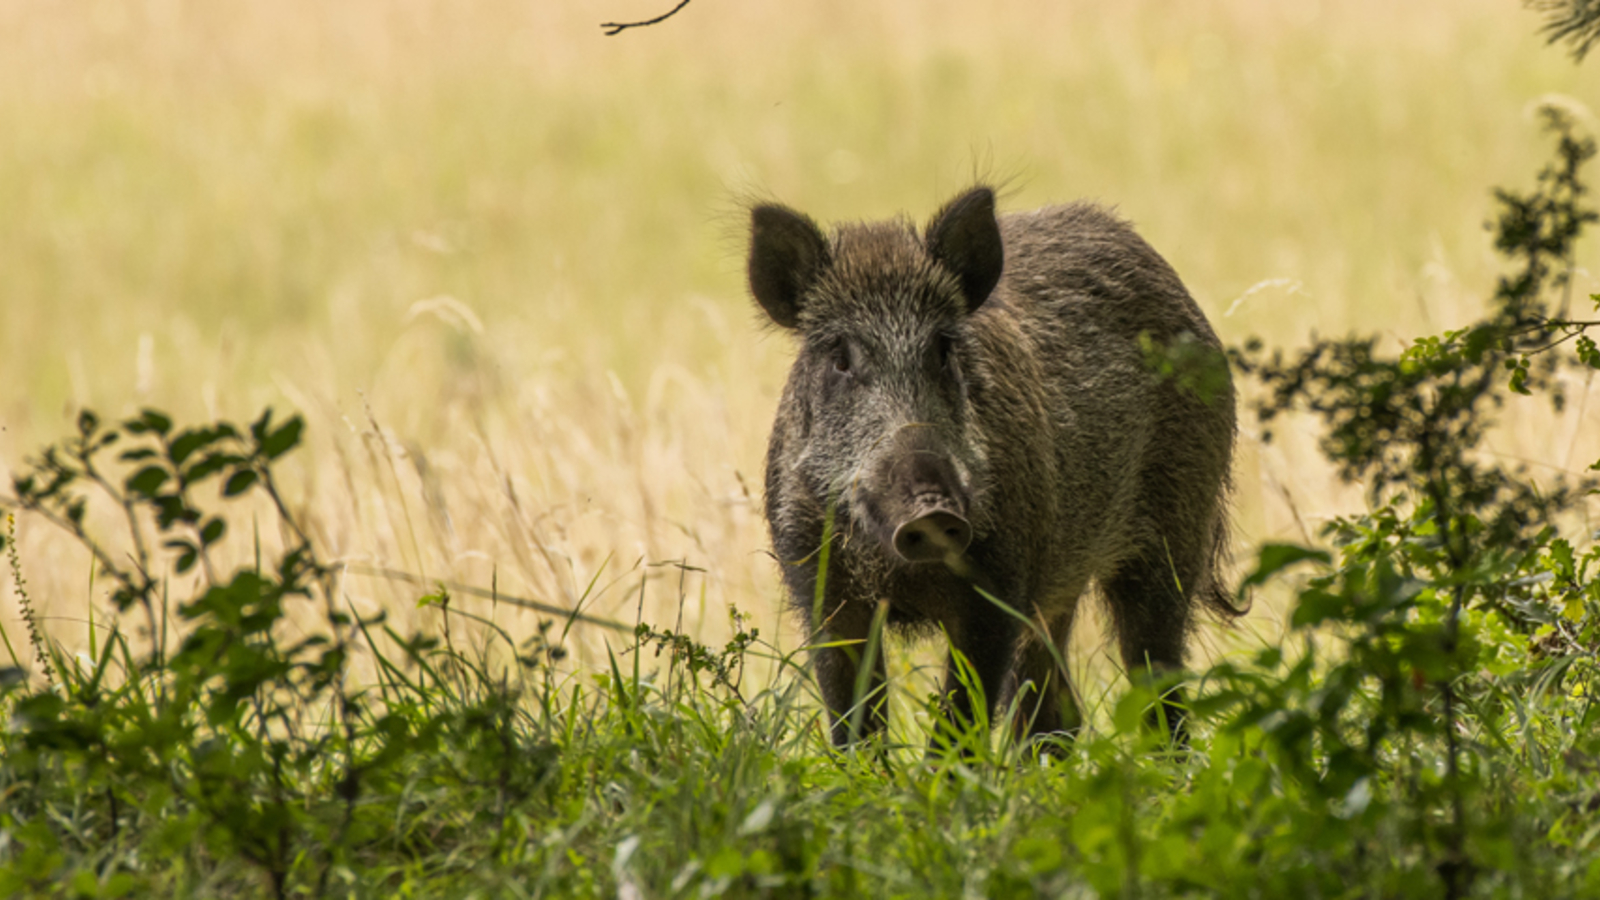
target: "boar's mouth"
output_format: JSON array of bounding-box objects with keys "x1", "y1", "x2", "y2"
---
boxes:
[{"x1": 856, "y1": 449, "x2": 973, "y2": 565}]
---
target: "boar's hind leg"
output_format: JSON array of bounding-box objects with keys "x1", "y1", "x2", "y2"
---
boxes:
[
  {"x1": 811, "y1": 604, "x2": 889, "y2": 748},
  {"x1": 1103, "y1": 551, "x2": 1201, "y2": 740},
  {"x1": 1007, "y1": 610, "x2": 1083, "y2": 743}
]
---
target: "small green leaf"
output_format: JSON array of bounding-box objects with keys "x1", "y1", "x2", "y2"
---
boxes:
[
  {"x1": 119, "y1": 448, "x2": 158, "y2": 462},
  {"x1": 1549, "y1": 538, "x2": 1577, "y2": 581},
  {"x1": 705, "y1": 845, "x2": 746, "y2": 880},
  {"x1": 1577, "y1": 335, "x2": 1600, "y2": 369},
  {"x1": 1289, "y1": 585, "x2": 1349, "y2": 626},
  {"x1": 126, "y1": 465, "x2": 169, "y2": 498},
  {"x1": 185, "y1": 451, "x2": 241, "y2": 483},
  {"x1": 223, "y1": 469, "x2": 258, "y2": 496},
  {"x1": 155, "y1": 496, "x2": 198, "y2": 529},
  {"x1": 250, "y1": 407, "x2": 275, "y2": 442},
  {"x1": 1509, "y1": 362, "x2": 1531, "y2": 395},
  {"x1": 129, "y1": 409, "x2": 173, "y2": 436},
  {"x1": 260, "y1": 416, "x2": 304, "y2": 460},
  {"x1": 1238, "y1": 543, "x2": 1332, "y2": 599},
  {"x1": 168, "y1": 428, "x2": 217, "y2": 467},
  {"x1": 200, "y1": 518, "x2": 226, "y2": 546},
  {"x1": 70, "y1": 870, "x2": 100, "y2": 896},
  {"x1": 165, "y1": 538, "x2": 200, "y2": 572},
  {"x1": 1562, "y1": 595, "x2": 1586, "y2": 622}
]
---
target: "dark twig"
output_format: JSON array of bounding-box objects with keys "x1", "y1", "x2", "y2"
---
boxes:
[{"x1": 601, "y1": 0, "x2": 693, "y2": 36}]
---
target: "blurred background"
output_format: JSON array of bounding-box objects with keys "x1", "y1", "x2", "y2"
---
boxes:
[{"x1": 2, "y1": 0, "x2": 1597, "y2": 697}]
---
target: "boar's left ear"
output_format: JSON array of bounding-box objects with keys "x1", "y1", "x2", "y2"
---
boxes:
[
  {"x1": 926, "y1": 187, "x2": 1003, "y2": 313},
  {"x1": 749, "y1": 204, "x2": 831, "y2": 330}
]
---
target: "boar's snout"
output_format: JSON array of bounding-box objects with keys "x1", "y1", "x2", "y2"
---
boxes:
[
  {"x1": 893, "y1": 509, "x2": 972, "y2": 563},
  {"x1": 866, "y1": 446, "x2": 973, "y2": 564}
]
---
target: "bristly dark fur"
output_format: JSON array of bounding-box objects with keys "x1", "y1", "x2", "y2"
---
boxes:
[{"x1": 749, "y1": 186, "x2": 1237, "y2": 748}]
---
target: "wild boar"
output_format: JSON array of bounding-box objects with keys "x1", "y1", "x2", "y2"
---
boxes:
[{"x1": 748, "y1": 186, "x2": 1237, "y2": 748}]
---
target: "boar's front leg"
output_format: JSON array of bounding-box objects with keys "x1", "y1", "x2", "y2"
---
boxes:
[
  {"x1": 809, "y1": 599, "x2": 889, "y2": 748},
  {"x1": 933, "y1": 598, "x2": 1022, "y2": 753},
  {"x1": 1008, "y1": 609, "x2": 1084, "y2": 742}
]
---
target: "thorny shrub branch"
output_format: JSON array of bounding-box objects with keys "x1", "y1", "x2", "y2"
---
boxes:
[{"x1": 1228, "y1": 103, "x2": 1599, "y2": 898}]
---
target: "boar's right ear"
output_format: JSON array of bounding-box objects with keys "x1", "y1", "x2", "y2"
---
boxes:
[
  {"x1": 926, "y1": 187, "x2": 1003, "y2": 313},
  {"x1": 748, "y1": 205, "x2": 830, "y2": 329}
]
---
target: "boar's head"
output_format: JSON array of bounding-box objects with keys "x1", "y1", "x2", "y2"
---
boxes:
[{"x1": 748, "y1": 187, "x2": 1004, "y2": 565}]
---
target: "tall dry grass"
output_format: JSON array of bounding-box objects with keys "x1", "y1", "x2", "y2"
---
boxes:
[{"x1": 2, "y1": 0, "x2": 1598, "y2": 704}]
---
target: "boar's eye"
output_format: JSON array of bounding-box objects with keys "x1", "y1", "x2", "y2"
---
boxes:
[
  {"x1": 936, "y1": 333, "x2": 957, "y2": 372},
  {"x1": 831, "y1": 341, "x2": 852, "y2": 376}
]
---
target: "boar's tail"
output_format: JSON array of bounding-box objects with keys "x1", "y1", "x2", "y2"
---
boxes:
[{"x1": 1203, "y1": 513, "x2": 1251, "y2": 618}]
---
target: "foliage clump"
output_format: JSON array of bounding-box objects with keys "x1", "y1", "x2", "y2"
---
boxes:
[
  {"x1": 0, "y1": 409, "x2": 568, "y2": 898},
  {"x1": 1214, "y1": 104, "x2": 1600, "y2": 898}
]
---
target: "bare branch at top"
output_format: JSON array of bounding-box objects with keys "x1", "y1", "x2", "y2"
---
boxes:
[{"x1": 602, "y1": 0, "x2": 694, "y2": 36}]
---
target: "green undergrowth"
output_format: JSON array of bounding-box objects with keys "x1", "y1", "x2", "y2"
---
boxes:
[
  {"x1": 1, "y1": 424, "x2": 1599, "y2": 898},
  {"x1": 7, "y1": 65, "x2": 1600, "y2": 900}
]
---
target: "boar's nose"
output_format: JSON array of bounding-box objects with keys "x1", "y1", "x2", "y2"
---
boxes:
[{"x1": 892, "y1": 510, "x2": 972, "y2": 563}]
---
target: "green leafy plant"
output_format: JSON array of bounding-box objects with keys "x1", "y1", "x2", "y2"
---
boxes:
[
  {"x1": 0, "y1": 407, "x2": 582, "y2": 898},
  {"x1": 1213, "y1": 104, "x2": 1600, "y2": 898}
]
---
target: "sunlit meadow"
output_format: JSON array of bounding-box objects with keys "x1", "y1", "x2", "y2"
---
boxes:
[{"x1": 3, "y1": 0, "x2": 1598, "y2": 712}]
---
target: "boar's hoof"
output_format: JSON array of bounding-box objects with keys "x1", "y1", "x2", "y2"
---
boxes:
[{"x1": 892, "y1": 511, "x2": 972, "y2": 563}]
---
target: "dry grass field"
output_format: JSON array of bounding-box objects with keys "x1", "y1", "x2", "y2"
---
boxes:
[{"x1": 3, "y1": 0, "x2": 1598, "y2": 708}]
